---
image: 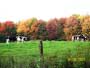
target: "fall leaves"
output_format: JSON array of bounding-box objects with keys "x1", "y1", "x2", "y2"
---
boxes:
[
  {"x1": 0, "y1": 14, "x2": 90, "y2": 41},
  {"x1": 0, "y1": 21, "x2": 16, "y2": 35},
  {"x1": 17, "y1": 20, "x2": 30, "y2": 34}
]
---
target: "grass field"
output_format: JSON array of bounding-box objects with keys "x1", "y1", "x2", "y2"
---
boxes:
[{"x1": 0, "y1": 41, "x2": 90, "y2": 68}]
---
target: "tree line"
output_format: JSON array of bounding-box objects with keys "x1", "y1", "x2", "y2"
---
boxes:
[{"x1": 0, "y1": 14, "x2": 90, "y2": 42}]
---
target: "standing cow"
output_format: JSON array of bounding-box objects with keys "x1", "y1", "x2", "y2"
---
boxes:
[{"x1": 72, "y1": 34, "x2": 87, "y2": 41}]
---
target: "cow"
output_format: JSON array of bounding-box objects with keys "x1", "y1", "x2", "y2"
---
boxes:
[
  {"x1": 21, "y1": 36, "x2": 27, "y2": 43},
  {"x1": 5, "y1": 35, "x2": 29, "y2": 43},
  {"x1": 79, "y1": 34, "x2": 87, "y2": 41},
  {"x1": 72, "y1": 34, "x2": 87, "y2": 41}
]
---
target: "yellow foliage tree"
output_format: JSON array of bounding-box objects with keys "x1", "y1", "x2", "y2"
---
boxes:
[
  {"x1": 17, "y1": 20, "x2": 30, "y2": 35},
  {"x1": 82, "y1": 15, "x2": 90, "y2": 36}
]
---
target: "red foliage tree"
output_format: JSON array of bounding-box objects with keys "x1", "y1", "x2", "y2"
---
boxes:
[
  {"x1": 4, "y1": 21, "x2": 16, "y2": 36},
  {"x1": 46, "y1": 19, "x2": 58, "y2": 40}
]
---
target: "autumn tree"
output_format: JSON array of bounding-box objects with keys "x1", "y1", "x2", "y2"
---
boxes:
[
  {"x1": 64, "y1": 16, "x2": 79, "y2": 40},
  {"x1": 57, "y1": 18, "x2": 66, "y2": 40},
  {"x1": 1, "y1": 14, "x2": 90, "y2": 41},
  {"x1": 46, "y1": 19, "x2": 58, "y2": 40},
  {"x1": 81, "y1": 15, "x2": 90, "y2": 40},
  {"x1": 36, "y1": 20, "x2": 47, "y2": 40},
  {"x1": 16, "y1": 20, "x2": 30, "y2": 36},
  {"x1": 30, "y1": 19, "x2": 46, "y2": 40},
  {"x1": 0, "y1": 23, "x2": 6, "y2": 42},
  {"x1": 30, "y1": 20, "x2": 38, "y2": 39},
  {"x1": 0, "y1": 23, "x2": 6, "y2": 34},
  {"x1": 4, "y1": 21, "x2": 16, "y2": 36},
  {"x1": 0, "y1": 21, "x2": 16, "y2": 42}
]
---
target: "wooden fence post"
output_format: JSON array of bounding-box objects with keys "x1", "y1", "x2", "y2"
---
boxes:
[{"x1": 39, "y1": 40, "x2": 44, "y2": 68}]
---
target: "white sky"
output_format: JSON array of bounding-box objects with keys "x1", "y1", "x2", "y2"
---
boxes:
[{"x1": 0, "y1": 0, "x2": 90, "y2": 22}]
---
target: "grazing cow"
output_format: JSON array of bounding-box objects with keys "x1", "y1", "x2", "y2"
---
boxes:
[
  {"x1": 72, "y1": 34, "x2": 87, "y2": 41},
  {"x1": 79, "y1": 35, "x2": 87, "y2": 41},
  {"x1": 5, "y1": 35, "x2": 28, "y2": 43},
  {"x1": 21, "y1": 36, "x2": 27, "y2": 43},
  {"x1": 72, "y1": 35, "x2": 79, "y2": 41},
  {"x1": 16, "y1": 36, "x2": 28, "y2": 43},
  {"x1": 5, "y1": 35, "x2": 29, "y2": 43}
]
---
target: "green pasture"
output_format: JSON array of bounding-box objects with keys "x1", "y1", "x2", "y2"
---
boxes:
[{"x1": 0, "y1": 41, "x2": 90, "y2": 68}]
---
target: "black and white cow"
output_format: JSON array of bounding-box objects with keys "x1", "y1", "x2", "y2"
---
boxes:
[
  {"x1": 5, "y1": 35, "x2": 28, "y2": 44},
  {"x1": 72, "y1": 34, "x2": 87, "y2": 41},
  {"x1": 79, "y1": 34, "x2": 87, "y2": 41}
]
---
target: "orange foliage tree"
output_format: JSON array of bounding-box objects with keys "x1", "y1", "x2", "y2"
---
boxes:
[{"x1": 64, "y1": 16, "x2": 79, "y2": 40}]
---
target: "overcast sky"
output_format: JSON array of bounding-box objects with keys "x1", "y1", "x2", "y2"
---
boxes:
[{"x1": 0, "y1": 0, "x2": 90, "y2": 22}]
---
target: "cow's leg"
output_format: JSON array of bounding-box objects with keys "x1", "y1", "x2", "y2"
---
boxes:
[
  {"x1": 81, "y1": 38, "x2": 84, "y2": 42},
  {"x1": 6, "y1": 39, "x2": 9, "y2": 44},
  {"x1": 72, "y1": 36, "x2": 74, "y2": 41},
  {"x1": 77, "y1": 36, "x2": 79, "y2": 41}
]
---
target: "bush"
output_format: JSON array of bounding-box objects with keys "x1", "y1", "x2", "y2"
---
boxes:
[{"x1": 0, "y1": 34, "x2": 6, "y2": 42}]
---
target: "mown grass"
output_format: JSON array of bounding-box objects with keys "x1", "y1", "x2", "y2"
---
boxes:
[{"x1": 0, "y1": 41, "x2": 90, "y2": 68}]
